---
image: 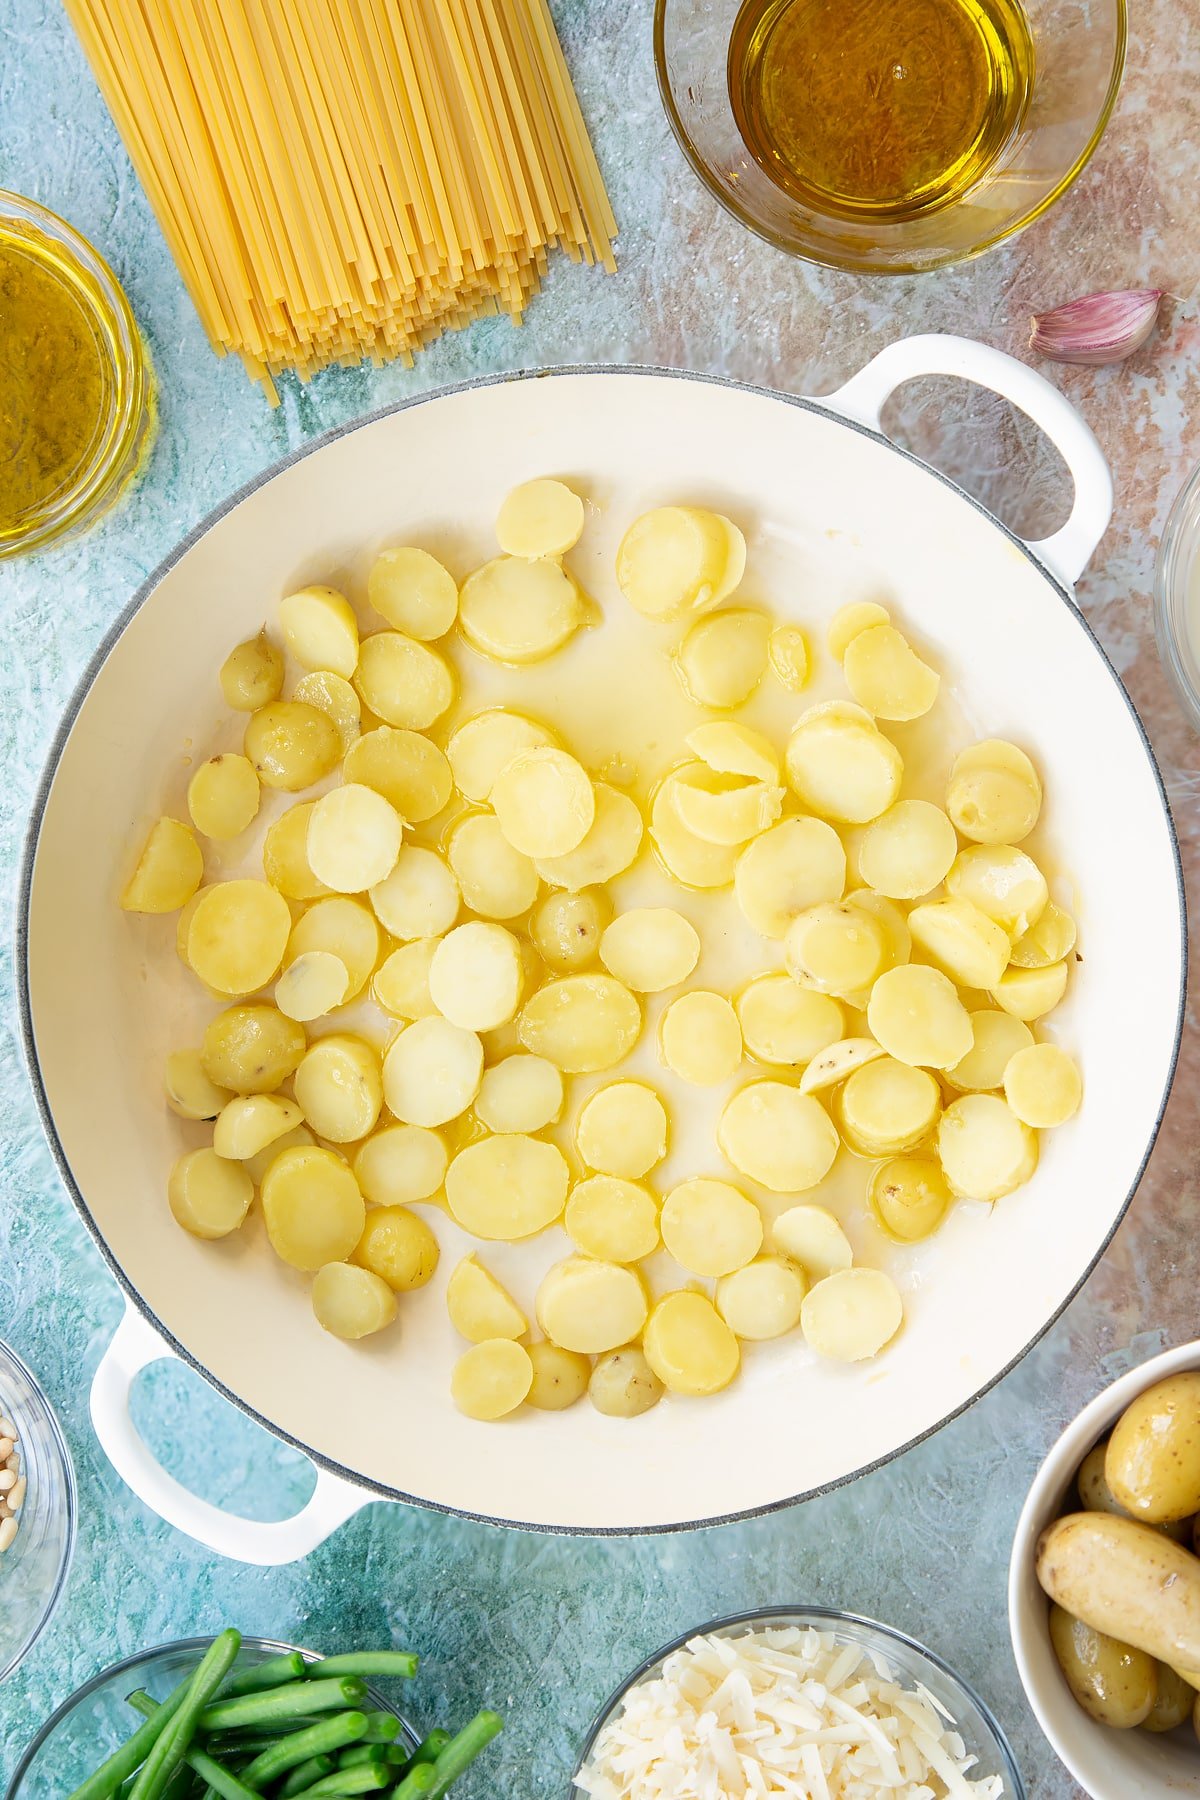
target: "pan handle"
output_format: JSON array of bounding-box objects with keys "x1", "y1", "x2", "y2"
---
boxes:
[
  {"x1": 822, "y1": 333, "x2": 1114, "y2": 590},
  {"x1": 91, "y1": 1302, "x2": 371, "y2": 1566}
]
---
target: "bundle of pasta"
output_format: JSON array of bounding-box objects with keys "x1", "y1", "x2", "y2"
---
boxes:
[{"x1": 63, "y1": 0, "x2": 616, "y2": 398}]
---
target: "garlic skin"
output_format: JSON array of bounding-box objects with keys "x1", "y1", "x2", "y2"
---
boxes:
[{"x1": 1029, "y1": 289, "x2": 1164, "y2": 366}]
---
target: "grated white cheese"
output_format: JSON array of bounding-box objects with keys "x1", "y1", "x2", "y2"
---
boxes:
[{"x1": 575, "y1": 1628, "x2": 1009, "y2": 1800}]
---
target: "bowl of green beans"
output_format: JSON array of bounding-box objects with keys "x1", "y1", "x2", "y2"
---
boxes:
[{"x1": 5, "y1": 1633, "x2": 502, "y2": 1800}]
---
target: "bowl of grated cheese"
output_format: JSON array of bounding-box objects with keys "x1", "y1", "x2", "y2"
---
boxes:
[{"x1": 570, "y1": 1607, "x2": 1024, "y2": 1800}]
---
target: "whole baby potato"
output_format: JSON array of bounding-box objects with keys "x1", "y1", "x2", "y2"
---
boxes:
[
  {"x1": 1077, "y1": 1440, "x2": 1193, "y2": 1544},
  {"x1": 1047, "y1": 1604, "x2": 1158, "y2": 1729},
  {"x1": 1141, "y1": 1662, "x2": 1195, "y2": 1732},
  {"x1": 1106, "y1": 1373, "x2": 1200, "y2": 1523},
  {"x1": 1037, "y1": 1513, "x2": 1200, "y2": 1670}
]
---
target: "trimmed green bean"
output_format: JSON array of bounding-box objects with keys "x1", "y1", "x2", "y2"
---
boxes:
[
  {"x1": 241, "y1": 1712, "x2": 369, "y2": 1786},
  {"x1": 220, "y1": 1656, "x2": 307, "y2": 1699},
  {"x1": 391, "y1": 1766, "x2": 435, "y2": 1799},
  {"x1": 199, "y1": 1680, "x2": 366, "y2": 1734},
  {"x1": 311, "y1": 1654, "x2": 418, "y2": 1682},
  {"x1": 425, "y1": 1713, "x2": 503, "y2": 1800},
  {"x1": 335, "y1": 1747, "x2": 407, "y2": 1770},
  {"x1": 66, "y1": 1680, "x2": 192, "y2": 1800},
  {"x1": 408, "y1": 1732, "x2": 450, "y2": 1769},
  {"x1": 130, "y1": 1631, "x2": 243, "y2": 1800},
  {"x1": 357, "y1": 1715, "x2": 402, "y2": 1745},
  {"x1": 288, "y1": 1769, "x2": 388, "y2": 1799},
  {"x1": 279, "y1": 1759, "x2": 336, "y2": 1799},
  {"x1": 126, "y1": 1689, "x2": 260, "y2": 1800}
]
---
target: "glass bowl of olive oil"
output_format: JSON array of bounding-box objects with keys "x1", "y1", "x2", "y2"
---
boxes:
[
  {"x1": 655, "y1": 0, "x2": 1126, "y2": 273},
  {"x1": 0, "y1": 193, "x2": 154, "y2": 559}
]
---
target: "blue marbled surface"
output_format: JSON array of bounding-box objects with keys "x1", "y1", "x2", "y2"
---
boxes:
[{"x1": 4, "y1": 0, "x2": 1200, "y2": 1794}]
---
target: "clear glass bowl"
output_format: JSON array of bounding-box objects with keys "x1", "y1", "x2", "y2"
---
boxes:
[
  {"x1": 6, "y1": 1637, "x2": 419, "y2": 1800},
  {"x1": 0, "y1": 192, "x2": 155, "y2": 559},
  {"x1": 570, "y1": 1606, "x2": 1025, "y2": 1797},
  {"x1": 654, "y1": 0, "x2": 1126, "y2": 273},
  {"x1": 0, "y1": 1339, "x2": 76, "y2": 1684},
  {"x1": 1154, "y1": 461, "x2": 1200, "y2": 733}
]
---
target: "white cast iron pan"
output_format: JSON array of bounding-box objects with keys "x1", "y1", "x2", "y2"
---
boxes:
[{"x1": 18, "y1": 336, "x2": 1186, "y2": 1562}]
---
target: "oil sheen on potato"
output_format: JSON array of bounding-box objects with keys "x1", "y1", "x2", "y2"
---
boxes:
[{"x1": 728, "y1": 0, "x2": 1035, "y2": 219}]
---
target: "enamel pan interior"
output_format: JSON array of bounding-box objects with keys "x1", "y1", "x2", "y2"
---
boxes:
[{"x1": 20, "y1": 369, "x2": 1185, "y2": 1533}]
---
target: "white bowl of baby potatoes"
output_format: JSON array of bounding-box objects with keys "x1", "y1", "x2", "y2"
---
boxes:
[{"x1": 1009, "y1": 1340, "x2": 1200, "y2": 1798}]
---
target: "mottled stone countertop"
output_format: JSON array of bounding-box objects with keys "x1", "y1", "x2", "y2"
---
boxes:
[{"x1": 2, "y1": 0, "x2": 1200, "y2": 1794}]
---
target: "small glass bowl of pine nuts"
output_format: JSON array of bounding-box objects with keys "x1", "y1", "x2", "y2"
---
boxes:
[{"x1": 0, "y1": 1338, "x2": 75, "y2": 1682}]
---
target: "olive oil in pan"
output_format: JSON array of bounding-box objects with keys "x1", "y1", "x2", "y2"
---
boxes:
[{"x1": 728, "y1": 0, "x2": 1035, "y2": 219}]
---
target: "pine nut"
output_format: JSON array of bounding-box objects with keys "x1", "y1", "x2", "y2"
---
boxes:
[
  {"x1": 9, "y1": 1478, "x2": 25, "y2": 1511},
  {"x1": 0, "y1": 1517, "x2": 17, "y2": 1552},
  {"x1": 0, "y1": 1418, "x2": 15, "y2": 1440}
]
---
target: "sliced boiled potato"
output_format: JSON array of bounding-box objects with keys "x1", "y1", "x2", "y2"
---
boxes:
[
  {"x1": 938, "y1": 1093, "x2": 1038, "y2": 1200},
  {"x1": 801, "y1": 1269, "x2": 903, "y2": 1362},
  {"x1": 836, "y1": 1056, "x2": 940, "y2": 1156},
  {"x1": 1004, "y1": 1041, "x2": 1082, "y2": 1128},
  {"x1": 991, "y1": 960, "x2": 1070, "y2": 1021},
  {"x1": 165, "y1": 1049, "x2": 232, "y2": 1121},
  {"x1": 661, "y1": 1177, "x2": 763, "y2": 1278},
  {"x1": 220, "y1": 630, "x2": 284, "y2": 711},
  {"x1": 312, "y1": 1263, "x2": 397, "y2": 1339},
  {"x1": 717, "y1": 1082, "x2": 839, "y2": 1192},
  {"x1": 496, "y1": 478, "x2": 585, "y2": 559},
  {"x1": 353, "y1": 1205, "x2": 440, "y2": 1290},
  {"x1": 674, "y1": 607, "x2": 770, "y2": 708},
  {"x1": 429, "y1": 921, "x2": 524, "y2": 1031},
  {"x1": 531, "y1": 888, "x2": 612, "y2": 971},
  {"x1": 294, "y1": 1034, "x2": 383, "y2": 1143},
  {"x1": 383, "y1": 1016, "x2": 484, "y2": 1126},
  {"x1": 658, "y1": 990, "x2": 742, "y2": 1085},
  {"x1": 354, "y1": 1124, "x2": 447, "y2": 1206},
  {"x1": 843, "y1": 624, "x2": 939, "y2": 721},
  {"x1": 446, "y1": 708, "x2": 558, "y2": 802},
  {"x1": 565, "y1": 1175, "x2": 660, "y2": 1263},
  {"x1": 737, "y1": 978, "x2": 843, "y2": 1068},
  {"x1": 716, "y1": 1256, "x2": 806, "y2": 1340},
  {"x1": 446, "y1": 1133, "x2": 569, "y2": 1238},
  {"x1": 686, "y1": 720, "x2": 780, "y2": 784},
  {"x1": 672, "y1": 774, "x2": 784, "y2": 845},
  {"x1": 292, "y1": 673, "x2": 361, "y2": 753},
  {"x1": 772, "y1": 1205, "x2": 852, "y2": 1280},
  {"x1": 370, "y1": 846, "x2": 459, "y2": 941},
  {"x1": 785, "y1": 901, "x2": 887, "y2": 998},
  {"x1": 287, "y1": 896, "x2": 379, "y2": 1001},
  {"x1": 446, "y1": 1255, "x2": 528, "y2": 1342},
  {"x1": 576, "y1": 1081, "x2": 668, "y2": 1178},
  {"x1": 213, "y1": 1093, "x2": 303, "y2": 1160},
  {"x1": 367, "y1": 546, "x2": 458, "y2": 640},
  {"x1": 869, "y1": 1157, "x2": 951, "y2": 1243},
  {"x1": 616, "y1": 506, "x2": 744, "y2": 621},
  {"x1": 242, "y1": 1125, "x2": 314, "y2": 1188},
  {"x1": 451, "y1": 1339, "x2": 533, "y2": 1420},
  {"x1": 354, "y1": 632, "x2": 455, "y2": 730},
  {"x1": 1011, "y1": 901, "x2": 1077, "y2": 969},
  {"x1": 798, "y1": 1035, "x2": 886, "y2": 1094},
  {"x1": 343, "y1": 727, "x2": 452, "y2": 823},
  {"x1": 649, "y1": 774, "x2": 739, "y2": 889},
  {"x1": 492, "y1": 747, "x2": 595, "y2": 858},
  {"x1": 476, "y1": 1054, "x2": 563, "y2": 1133},
  {"x1": 867, "y1": 964, "x2": 973, "y2": 1070},
  {"x1": 200, "y1": 1004, "x2": 306, "y2": 1093},
  {"x1": 187, "y1": 880, "x2": 292, "y2": 995},
  {"x1": 263, "y1": 803, "x2": 329, "y2": 901},
  {"x1": 446, "y1": 813, "x2": 539, "y2": 919},
  {"x1": 121, "y1": 817, "x2": 204, "y2": 913},
  {"x1": 859, "y1": 799, "x2": 957, "y2": 900},
  {"x1": 279, "y1": 584, "x2": 359, "y2": 677},
  {"x1": 306, "y1": 784, "x2": 403, "y2": 893},
  {"x1": 459, "y1": 556, "x2": 590, "y2": 663},
  {"x1": 535, "y1": 782, "x2": 643, "y2": 890},
  {"x1": 536, "y1": 1256, "x2": 648, "y2": 1354},
  {"x1": 827, "y1": 599, "x2": 890, "y2": 659},
  {"x1": 848, "y1": 887, "x2": 912, "y2": 978},
  {"x1": 946, "y1": 845, "x2": 1048, "y2": 938},
  {"x1": 944, "y1": 1010, "x2": 1034, "y2": 1092},
  {"x1": 244, "y1": 700, "x2": 341, "y2": 790},
  {"x1": 187, "y1": 755, "x2": 260, "y2": 842},
  {"x1": 643, "y1": 1292, "x2": 739, "y2": 1396},
  {"x1": 909, "y1": 896, "x2": 1011, "y2": 991},
  {"x1": 261, "y1": 1146, "x2": 366, "y2": 1270},
  {"x1": 768, "y1": 623, "x2": 809, "y2": 692},
  {"x1": 734, "y1": 817, "x2": 847, "y2": 939},
  {"x1": 947, "y1": 739, "x2": 1042, "y2": 845},
  {"x1": 589, "y1": 1348, "x2": 664, "y2": 1417},
  {"x1": 168, "y1": 1148, "x2": 254, "y2": 1240},
  {"x1": 526, "y1": 1341, "x2": 591, "y2": 1411},
  {"x1": 785, "y1": 701, "x2": 903, "y2": 824},
  {"x1": 600, "y1": 908, "x2": 700, "y2": 992},
  {"x1": 372, "y1": 939, "x2": 440, "y2": 1020},
  {"x1": 519, "y1": 974, "x2": 641, "y2": 1073}
]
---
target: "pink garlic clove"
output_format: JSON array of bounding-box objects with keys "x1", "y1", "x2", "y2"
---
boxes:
[{"x1": 1029, "y1": 289, "x2": 1164, "y2": 367}]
